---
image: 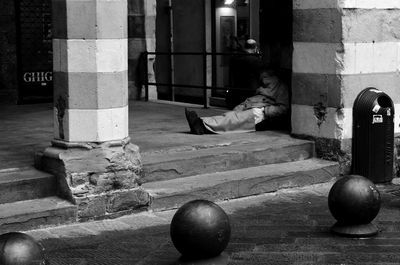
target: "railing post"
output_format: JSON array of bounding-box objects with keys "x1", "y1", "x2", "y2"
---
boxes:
[
  {"x1": 144, "y1": 51, "x2": 149, "y2": 102},
  {"x1": 203, "y1": 52, "x2": 208, "y2": 109}
]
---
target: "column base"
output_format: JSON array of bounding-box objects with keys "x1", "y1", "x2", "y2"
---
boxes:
[
  {"x1": 36, "y1": 137, "x2": 151, "y2": 220},
  {"x1": 176, "y1": 253, "x2": 229, "y2": 265},
  {"x1": 330, "y1": 222, "x2": 379, "y2": 238}
]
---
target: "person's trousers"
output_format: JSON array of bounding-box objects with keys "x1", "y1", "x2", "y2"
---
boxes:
[{"x1": 201, "y1": 109, "x2": 258, "y2": 134}]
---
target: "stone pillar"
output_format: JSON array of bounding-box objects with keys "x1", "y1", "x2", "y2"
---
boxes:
[
  {"x1": 38, "y1": 0, "x2": 150, "y2": 220},
  {"x1": 291, "y1": 0, "x2": 400, "y2": 174},
  {"x1": 144, "y1": 0, "x2": 157, "y2": 100}
]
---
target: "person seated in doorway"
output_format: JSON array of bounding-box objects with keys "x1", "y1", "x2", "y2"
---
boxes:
[
  {"x1": 185, "y1": 68, "x2": 289, "y2": 135},
  {"x1": 226, "y1": 39, "x2": 264, "y2": 109}
]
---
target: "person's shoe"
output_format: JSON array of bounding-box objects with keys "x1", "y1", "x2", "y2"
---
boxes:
[{"x1": 185, "y1": 108, "x2": 207, "y2": 135}]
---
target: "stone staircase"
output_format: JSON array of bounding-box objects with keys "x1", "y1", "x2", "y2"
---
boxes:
[
  {"x1": 0, "y1": 168, "x2": 76, "y2": 233},
  {"x1": 141, "y1": 133, "x2": 339, "y2": 211},
  {"x1": 0, "y1": 132, "x2": 340, "y2": 232}
]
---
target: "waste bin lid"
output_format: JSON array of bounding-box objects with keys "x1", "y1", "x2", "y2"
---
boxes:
[{"x1": 353, "y1": 87, "x2": 394, "y2": 117}]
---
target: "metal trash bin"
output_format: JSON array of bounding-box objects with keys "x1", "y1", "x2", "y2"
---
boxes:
[{"x1": 352, "y1": 87, "x2": 394, "y2": 183}]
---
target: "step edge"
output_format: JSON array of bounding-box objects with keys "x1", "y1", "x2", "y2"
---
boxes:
[
  {"x1": 143, "y1": 158, "x2": 339, "y2": 196},
  {"x1": 0, "y1": 169, "x2": 55, "y2": 184},
  {"x1": 0, "y1": 174, "x2": 55, "y2": 186},
  {"x1": 148, "y1": 168, "x2": 338, "y2": 211},
  {"x1": 0, "y1": 196, "x2": 76, "y2": 219},
  {"x1": 142, "y1": 141, "x2": 314, "y2": 165}
]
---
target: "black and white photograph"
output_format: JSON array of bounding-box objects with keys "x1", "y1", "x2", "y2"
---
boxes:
[{"x1": 0, "y1": 0, "x2": 400, "y2": 264}]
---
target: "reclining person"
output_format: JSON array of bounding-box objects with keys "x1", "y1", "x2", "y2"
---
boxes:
[{"x1": 185, "y1": 68, "x2": 289, "y2": 134}]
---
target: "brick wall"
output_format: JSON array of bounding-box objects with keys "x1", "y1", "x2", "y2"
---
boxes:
[{"x1": 0, "y1": 0, "x2": 17, "y2": 102}]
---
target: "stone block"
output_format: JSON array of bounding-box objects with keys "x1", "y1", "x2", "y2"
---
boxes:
[
  {"x1": 51, "y1": 0, "x2": 68, "y2": 39},
  {"x1": 128, "y1": 0, "x2": 144, "y2": 15},
  {"x1": 53, "y1": 71, "x2": 128, "y2": 110},
  {"x1": 343, "y1": 9, "x2": 400, "y2": 42},
  {"x1": 144, "y1": 0, "x2": 157, "y2": 16},
  {"x1": 128, "y1": 38, "x2": 146, "y2": 59},
  {"x1": 54, "y1": 39, "x2": 128, "y2": 74},
  {"x1": 291, "y1": 104, "x2": 353, "y2": 140},
  {"x1": 97, "y1": 0, "x2": 128, "y2": 39},
  {"x1": 53, "y1": 105, "x2": 129, "y2": 142},
  {"x1": 52, "y1": 39, "x2": 68, "y2": 73},
  {"x1": 341, "y1": 42, "x2": 398, "y2": 75},
  {"x1": 75, "y1": 195, "x2": 107, "y2": 219},
  {"x1": 53, "y1": 0, "x2": 127, "y2": 39},
  {"x1": 96, "y1": 39, "x2": 128, "y2": 72},
  {"x1": 293, "y1": 42, "x2": 340, "y2": 74},
  {"x1": 65, "y1": 0, "x2": 97, "y2": 39},
  {"x1": 341, "y1": 73, "x2": 400, "y2": 108},
  {"x1": 97, "y1": 71, "x2": 129, "y2": 108},
  {"x1": 40, "y1": 139, "x2": 149, "y2": 220},
  {"x1": 42, "y1": 140, "x2": 142, "y2": 196},
  {"x1": 128, "y1": 58, "x2": 139, "y2": 85},
  {"x1": 293, "y1": 8, "x2": 342, "y2": 43},
  {"x1": 293, "y1": 0, "x2": 339, "y2": 9},
  {"x1": 144, "y1": 15, "x2": 156, "y2": 38},
  {"x1": 63, "y1": 39, "x2": 97, "y2": 73},
  {"x1": 106, "y1": 188, "x2": 151, "y2": 213},
  {"x1": 291, "y1": 73, "x2": 342, "y2": 108},
  {"x1": 128, "y1": 15, "x2": 145, "y2": 38}
]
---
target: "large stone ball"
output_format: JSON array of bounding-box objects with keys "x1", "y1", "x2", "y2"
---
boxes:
[
  {"x1": 0, "y1": 232, "x2": 47, "y2": 265},
  {"x1": 328, "y1": 175, "x2": 381, "y2": 224},
  {"x1": 170, "y1": 200, "x2": 231, "y2": 259}
]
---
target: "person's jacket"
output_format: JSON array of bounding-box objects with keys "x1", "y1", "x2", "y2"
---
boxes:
[{"x1": 233, "y1": 78, "x2": 289, "y2": 119}]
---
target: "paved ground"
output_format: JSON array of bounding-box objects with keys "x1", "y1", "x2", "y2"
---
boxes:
[{"x1": 20, "y1": 181, "x2": 400, "y2": 265}]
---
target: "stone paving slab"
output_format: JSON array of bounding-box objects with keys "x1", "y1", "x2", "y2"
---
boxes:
[{"x1": 15, "y1": 182, "x2": 400, "y2": 265}]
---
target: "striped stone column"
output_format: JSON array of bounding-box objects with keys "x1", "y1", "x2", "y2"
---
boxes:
[
  {"x1": 39, "y1": 0, "x2": 150, "y2": 220},
  {"x1": 52, "y1": 0, "x2": 128, "y2": 142},
  {"x1": 291, "y1": 0, "x2": 400, "y2": 173}
]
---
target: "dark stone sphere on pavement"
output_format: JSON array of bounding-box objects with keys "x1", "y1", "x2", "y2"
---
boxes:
[
  {"x1": 328, "y1": 175, "x2": 381, "y2": 225},
  {"x1": 170, "y1": 199, "x2": 231, "y2": 260},
  {"x1": 0, "y1": 232, "x2": 48, "y2": 265}
]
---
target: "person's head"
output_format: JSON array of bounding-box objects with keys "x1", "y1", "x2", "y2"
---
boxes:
[
  {"x1": 244, "y1": 39, "x2": 257, "y2": 53},
  {"x1": 259, "y1": 68, "x2": 278, "y2": 87}
]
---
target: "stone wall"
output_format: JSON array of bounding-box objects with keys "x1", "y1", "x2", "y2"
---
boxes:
[
  {"x1": 291, "y1": 0, "x2": 400, "y2": 178},
  {"x1": 0, "y1": 0, "x2": 17, "y2": 102},
  {"x1": 395, "y1": 135, "x2": 400, "y2": 178},
  {"x1": 292, "y1": 0, "x2": 350, "y2": 173}
]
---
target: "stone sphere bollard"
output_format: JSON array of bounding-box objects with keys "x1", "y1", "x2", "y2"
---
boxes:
[
  {"x1": 328, "y1": 175, "x2": 381, "y2": 237},
  {"x1": 0, "y1": 232, "x2": 48, "y2": 265},
  {"x1": 170, "y1": 200, "x2": 231, "y2": 262}
]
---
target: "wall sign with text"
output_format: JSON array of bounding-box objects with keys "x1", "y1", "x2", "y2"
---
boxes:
[{"x1": 16, "y1": 0, "x2": 53, "y2": 103}]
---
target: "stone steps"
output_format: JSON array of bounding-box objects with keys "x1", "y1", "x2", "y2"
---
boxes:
[
  {"x1": 0, "y1": 131, "x2": 337, "y2": 232},
  {"x1": 0, "y1": 168, "x2": 56, "y2": 204},
  {"x1": 142, "y1": 137, "x2": 314, "y2": 182},
  {"x1": 143, "y1": 158, "x2": 339, "y2": 211},
  {"x1": 0, "y1": 196, "x2": 76, "y2": 233}
]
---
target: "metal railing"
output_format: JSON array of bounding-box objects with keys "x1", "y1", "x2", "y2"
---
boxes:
[{"x1": 142, "y1": 51, "x2": 259, "y2": 108}]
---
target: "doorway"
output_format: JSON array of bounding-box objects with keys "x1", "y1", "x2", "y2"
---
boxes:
[
  {"x1": 153, "y1": 0, "x2": 292, "y2": 113},
  {"x1": 211, "y1": 0, "x2": 259, "y2": 105}
]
